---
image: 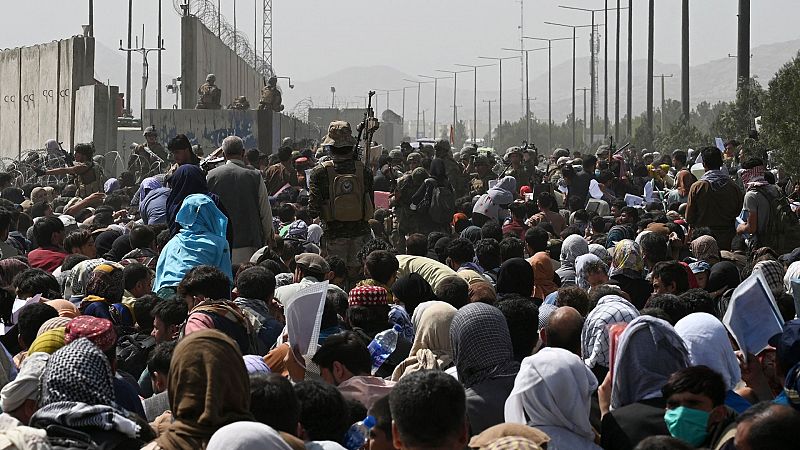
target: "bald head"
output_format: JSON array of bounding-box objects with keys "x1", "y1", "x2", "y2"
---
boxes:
[{"x1": 542, "y1": 306, "x2": 584, "y2": 356}]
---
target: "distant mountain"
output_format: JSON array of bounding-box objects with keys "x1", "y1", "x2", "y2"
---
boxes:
[{"x1": 283, "y1": 39, "x2": 800, "y2": 132}]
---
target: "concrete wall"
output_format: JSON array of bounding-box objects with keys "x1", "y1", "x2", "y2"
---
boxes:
[
  {"x1": 144, "y1": 108, "x2": 275, "y2": 155},
  {"x1": 181, "y1": 16, "x2": 262, "y2": 110},
  {"x1": 0, "y1": 35, "x2": 98, "y2": 159},
  {"x1": 309, "y1": 108, "x2": 401, "y2": 149},
  {"x1": 74, "y1": 84, "x2": 118, "y2": 154}
]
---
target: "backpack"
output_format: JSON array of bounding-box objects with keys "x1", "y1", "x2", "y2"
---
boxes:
[
  {"x1": 322, "y1": 161, "x2": 374, "y2": 222},
  {"x1": 115, "y1": 333, "x2": 156, "y2": 379},
  {"x1": 752, "y1": 187, "x2": 800, "y2": 254},
  {"x1": 428, "y1": 185, "x2": 456, "y2": 224}
]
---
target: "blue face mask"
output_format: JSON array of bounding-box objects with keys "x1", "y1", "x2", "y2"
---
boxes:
[
  {"x1": 664, "y1": 406, "x2": 710, "y2": 447},
  {"x1": 595, "y1": 169, "x2": 601, "y2": 177}
]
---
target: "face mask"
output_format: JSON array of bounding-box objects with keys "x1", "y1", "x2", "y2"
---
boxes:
[
  {"x1": 595, "y1": 169, "x2": 601, "y2": 177},
  {"x1": 664, "y1": 406, "x2": 710, "y2": 447}
]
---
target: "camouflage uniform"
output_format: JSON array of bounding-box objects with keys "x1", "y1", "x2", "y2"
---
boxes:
[
  {"x1": 469, "y1": 155, "x2": 495, "y2": 197},
  {"x1": 258, "y1": 78, "x2": 284, "y2": 112},
  {"x1": 74, "y1": 161, "x2": 105, "y2": 198},
  {"x1": 504, "y1": 147, "x2": 531, "y2": 190},
  {"x1": 228, "y1": 96, "x2": 251, "y2": 110},
  {"x1": 308, "y1": 121, "x2": 373, "y2": 282},
  {"x1": 196, "y1": 74, "x2": 222, "y2": 109}
]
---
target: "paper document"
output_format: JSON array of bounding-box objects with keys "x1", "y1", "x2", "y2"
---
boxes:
[
  {"x1": 624, "y1": 193, "x2": 645, "y2": 207},
  {"x1": 284, "y1": 281, "x2": 329, "y2": 361},
  {"x1": 722, "y1": 272, "x2": 784, "y2": 356}
]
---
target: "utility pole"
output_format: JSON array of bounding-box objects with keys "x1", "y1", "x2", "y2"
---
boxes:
[
  {"x1": 627, "y1": 0, "x2": 633, "y2": 138},
  {"x1": 419, "y1": 75, "x2": 452, "y2": 144},
  {"x1": 483, "y1": 100, "x2": 495, "y2": 146},
  {"x1": 125, "y1": 0, "x2": 132, "y2": 117},
  {"x1": 545, "y1": 21, "x2": 593, "y2": 150},
  {"x1": 88, "y1": 0, "x2": 94, "y2": 37},
  {"x1": 374, "y1": 89, "x2": 402, "y2": 113},
  {"x1": 737, "y1": 0, "x2": 751, "y2": 121},
  {"x1": 119, "y1": 26, "x2": 165, "y2": 120},
  {"x1": 681, "y1": 0, "x2": 690, "y2": 122},
  {"x1": 157, "y1": 0, "x2": 163, "y2": 109},
  {"x1": 653, "y1": 74, "x2": 673, "y2": 133},
  {"x1": 502, "y1": 47, "x2": 548, "y2": 144},
  {"x1": 436, "y1": 69, "x2": 472, "y2": 141},
  {"x1": 578, "y1": 88, "x2": 590, "y2": 147},
  {"x1": 455, "y1": 63, "x2": 495, "y2": 144},
  {"x1": 604, "y1": 0, "x2": 608, "y2": 138},
  {"x1": 478, "y1": 55, "x2": 521, "y2": 146},
  {"x1": 615, "y1": 0, "x2": 621, "y2": 140},
  {"x1": 647, "y1": 0, "x2": 655, "y2": 142},
  {"x1": 404, "y1": 79, "x2": 433, "y2": 139},
  {"x1": 524, "y1": 36, "x2": 574, "y2": 152}
]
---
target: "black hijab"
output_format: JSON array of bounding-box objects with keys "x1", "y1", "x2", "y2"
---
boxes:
[
  {"x1": 391, "y1": 273, "x2": 436, "y2": 317},
  {"x1": 496, "y1": 257, "x2": 534, "y2": 298}
]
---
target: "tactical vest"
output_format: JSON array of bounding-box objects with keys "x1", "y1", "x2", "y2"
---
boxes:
[
  {"x1": 74, "y1": 162, "x2": 104, "y2": 197},
  {"x1": 320, "y1": 160, "x2": 374, "y2": 222}
]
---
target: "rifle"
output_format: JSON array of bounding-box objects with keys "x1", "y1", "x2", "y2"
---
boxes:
[{"x1": 355, "y1": 91, "x2": 380, "y2": 164}]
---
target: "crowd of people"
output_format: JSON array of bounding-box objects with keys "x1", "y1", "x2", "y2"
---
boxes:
[{"x1": 0, "y1": 121, "x2": 796, "y2": 450}]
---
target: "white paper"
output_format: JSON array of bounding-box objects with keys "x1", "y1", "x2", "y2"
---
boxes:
[
  {"x1": 792, "y1": 279, "x2": 800, "y2": 320},
  {"x1": 284, "y1": 281, "x2": 329, "y2": 361},
  {"x1": 715, "y1": 137, "x2": 726, "y2": 153},
  {"x1": 624, "y1": 193, "x2": 645, "y2": 207},
  {"x1": 644, "y1": 179, "x2": 654, "y2": 203},
  {"x1": 722, "y1": 272, "x2": 784, "y2": 356}
]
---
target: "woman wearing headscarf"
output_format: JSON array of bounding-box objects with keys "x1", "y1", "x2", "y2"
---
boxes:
[
  {"x1": 601, "y1": 316, "x2": 689, "y2": 450},
  {"x1": 752, "y1": 260, "x2": 786, "y2": 299},
  {"x1": 690, "y1": 235, "x2": 721, "y2": 266},
  {"x1": 496, "y1": 258, "x2": 534, "y2": 302},
  {"x1": 608, "y1": 240, "x2": 652, "y2": 309},
  {"x1": 473, "y1": 176, "x2": 516, "y2": 226},
  {"x1": 140, "y1": 176, "x2": 171, "y2": 225},
  {"x1": 306, "y1": 224, "x2": 323, "y2": 246},
  {"x1": 155, "y1": 194, "x2": 233, "y2": 299},
  {"x1": 667, "y1": 170, "x2": 697, "y2": 205},
  {"x1": 674, "y1": 312, "x2": 750, "y2": 413},
  {"x1": 784, "y1": 261, "x2": 800, "y2": 296},
  {"x1": 104, "y1": 234, "x2": 133, "y2": 262},
  {"x1": 152, "y1": 330, "x2": 252, "y2": 450},
  {"x1": 82, "y1": 262, "x2": 126, "y2": 322},
  {"x1": 165, "y1": 165, "x2": 232, "y2": 245},
  {"x1": 556, "y1": 234, "x2": 589, "y2": 287},
  {"x1": 450, "y1": 302, "x2": 520, "y2": 434},
  {"x1": 575, "y1": 253, "x2": 604, "y2": 291},
  {"x1": 530, "y1": 252, "x2": 557, "y2": 301},
  {"x1": 581, "y1": 294, "x2": 639, "y2": 382},
  {"x1": 460, "y1": 226, "x2": 483, "y2": 245},
  {"x1": 207, "y1": 422, "x2": 296, "y2": 450},
  {"x1": 392, "y1": 301, "x2": 457, "y2": 381},
  {"x1": 30, "y1": 338, "x2": 154, "y2": 447},
  {"x1": 64, "y1": 258, "x2": 107, "y2": 300},
  {"x1": 588, "y1": 243, "x2": 611, "y2": 266},
  {"x1": 505, "y1": 348, "x2": 602, "y2": 450},
  {"x1": 391, "y1": 273, "x2": 436, "y2": 319}
]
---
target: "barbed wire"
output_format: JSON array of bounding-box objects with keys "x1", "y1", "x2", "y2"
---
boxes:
[{"x1": 173, "y1": 0, "x2": 273, "y2": 77}]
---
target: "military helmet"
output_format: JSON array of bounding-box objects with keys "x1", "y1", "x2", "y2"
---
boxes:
[
  {"x1": 389, "y1": 149, "x2": 403, "y2": 161},
  {"x1": 473, "y1": 154, "x2": 490, "y2": 165},
  {"x1": 460, "y1": 146, "x2": 478, "y2": 159},
  {"x1": 407, "y1": 152, "x2": 422, "y2": 163},
  {"x1": 552, "y1": 148, "x2": 570, "y2": 159},
  {"x1": 143, "y1": 126, "x2": 157, "y2": 137},
  {"x1": 505, "y1": 146, "x2": 522, "y2": 157},
  {"x1": 268, "y1": 76, "x2": 278, "y2": 85},
  {"x1": 206, "y1": 74, "x2": 216, "y2": 83}
]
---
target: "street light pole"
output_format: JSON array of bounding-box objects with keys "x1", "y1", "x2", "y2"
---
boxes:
[
  {"x1": 455, "y1": 63, "x2": 495, "y2": 144},
  {"x1": 478, "y1": 55, "x2": 521, "y2": 146},
  {"x1": 419, "y1": 75, "x2": 452, "y2": 141},
  {"x1": 483, "y1": 100, "x2": 495, "y2": 146},
  {"x1": 503, "y1": 47, "x2": 547, "y2": 145},
  {"x1": 436, "y1": 69, "x2": 472, "y2": 143},
  {"x1": 404, "y1": 79, "x2": 434, "y2": 139},
  {"x1": 544, "y1": 22, "x2": 593, "y2": 150},
  {"x1": 524, "y1": 36, "x2": 574, "y2": 152},
  {"x1": 653, "y1": 74, "x2": 673, "y2": 133},
  {"x1": 578, "y1": 88, "x2": 590, "y2": 146}
]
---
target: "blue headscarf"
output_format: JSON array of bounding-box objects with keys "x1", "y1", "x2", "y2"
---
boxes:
[
  {"x1": 166, "y1": 165, "x2": 211, "y2": 235},
  {"x1": 154, "y1": 194, "x2": 232, "y2": 291}
]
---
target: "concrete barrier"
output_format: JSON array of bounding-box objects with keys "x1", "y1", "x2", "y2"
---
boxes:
[{"x1": 0, "y1": 49, "x2": 21, "y2": 159}]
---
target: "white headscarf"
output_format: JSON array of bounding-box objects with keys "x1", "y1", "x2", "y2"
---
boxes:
[
  {"x1": 207, "y1": 422, "x2": 292, "y2": 450},
  {"x1": 581, "y1": 295, "x2": 639, "y2": 368},
  {"x1": 575, "y1": 253, "x2": 602, "y2": 291},
  {"x1": 784, "y1": 261, "x2": 800, "y2": 297},
  {"x1": 505, "y1": 347, "x2": 597, "y2": 443},
  {"x1": 307, "y1": 224, "x2": 323, "y2": 246},
  {"x1": 610, "y1": 315, "x2": 689, "y2": 410},
  {"x1": 559, "y1": 234, "x2": 590, "y2": 271},
  {"x1": 674, "y1": 313, "x2": 741, "y2": 391}
]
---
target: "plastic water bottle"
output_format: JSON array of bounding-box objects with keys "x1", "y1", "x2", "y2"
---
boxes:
[
  {"x1": 367, "y1": 324, "x2": 401, "y2": 374},
  {"x1": 344, "y1": 415, "x2": 376, "y2": 450}
]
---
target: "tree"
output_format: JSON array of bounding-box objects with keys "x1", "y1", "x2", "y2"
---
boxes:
[
  {"x1": 762, "y1": 52, "x2": 800, "y2": 178},
  {"x1": 710, "y1": 77, "x2": 765, "y2": 140},
  {"x1": 654, "y1": 117, "x2": 709, "y2": 152}
]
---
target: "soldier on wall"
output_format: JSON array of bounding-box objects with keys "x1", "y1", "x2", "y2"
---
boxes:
[
  {"x1": 259, "y1": 76, "x2": 285, "y2": 112},
  {"x1": 196, "y1": 74, "x2": 222, "y2": 110}
]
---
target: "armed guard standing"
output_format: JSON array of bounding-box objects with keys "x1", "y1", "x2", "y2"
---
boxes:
[
  {"x1": 36, "y1": 143, "x2": 106, "y2": 197},
  {"x1": 258, "y1": 76, "x2": 285, "y2": 112},
  {"x1": 308, "y1": 121, "x2": 374, "y2": 286},
  {"x1": 196, "y1": 74, "x2": 222, "y2": 109},
  {"x1": 435, "y1": 140, "x2": 468, "y2": 199}
]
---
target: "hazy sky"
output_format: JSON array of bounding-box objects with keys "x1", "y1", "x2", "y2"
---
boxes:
[{"x1": 5, "y1": 0, "x2": 800, "y2": 106}]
